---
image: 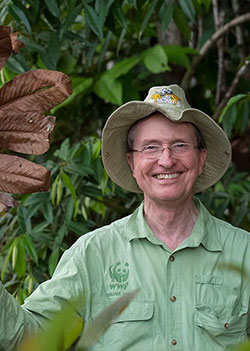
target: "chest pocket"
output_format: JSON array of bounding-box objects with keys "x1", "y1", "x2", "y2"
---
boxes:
[
  {"x1": 91, "y1": 300, "x2": 154, "y2": 351},
  {"x1": 194, "y1": 275, "x2": 248, "y2": 350}
]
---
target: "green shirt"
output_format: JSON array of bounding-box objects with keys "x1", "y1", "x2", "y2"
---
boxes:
[{"x1": 1, "y1": 199, "x2": 250, "y2": 351}]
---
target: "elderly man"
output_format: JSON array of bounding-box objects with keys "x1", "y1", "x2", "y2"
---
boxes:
[{"x1": 1, "y1": 84, "x2": 250, "y2": 351}]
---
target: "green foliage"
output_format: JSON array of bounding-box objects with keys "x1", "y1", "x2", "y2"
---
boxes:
[
  {"x1": 0, "y1": 4, "x2": 250, "y2": 350},
  {"x1": 0, "y1": 137, "x2": 141, "y2": 299}
]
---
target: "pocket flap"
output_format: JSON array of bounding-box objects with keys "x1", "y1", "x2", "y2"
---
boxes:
[
  {"x1": 195, "y1": 309, "x2": 247, "y2": 335},
  {"x1": 114, "y1": 301, "x2": 154, "y2": 322},
  {"x1": 91, "y1": 300, "x2": 154, "y2": 323},
  {"x1": 195, "y1": 275, "x2": 223, "y2": 285}
]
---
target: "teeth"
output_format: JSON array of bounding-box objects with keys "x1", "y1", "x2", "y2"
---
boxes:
[{"x1": 156, "y1": 173, "x2": 179, "y2": 179}]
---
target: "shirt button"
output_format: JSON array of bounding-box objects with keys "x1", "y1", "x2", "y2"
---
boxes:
[
  {"x1": 169, "y1": 256, "x2": 175, "y2": 262},
  {"x1": 170, "y1": 296, "x2": 177, "y2": 302},
  {"x1": 224, "y1": 322, "x2": 229, "y2": 329},
  {"x1": 172, "y1": 339, "x2": 177, "y2": 345}
]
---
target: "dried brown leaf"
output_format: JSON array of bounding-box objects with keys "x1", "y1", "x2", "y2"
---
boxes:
[
  {"x1": 0, "y1": 154, "x2": 50, "y2": 194},
  {"x1": 0, "y1": 192, "x2": 18, "y2": 212},
  {"x1": 0, "y1": 26, "x2": 24, "y2": 71},
  {"x1": 0, "y1": 111, "x2": 56, "y2": 154},
  {"x1": 0, "y1": 26, "x2": 12, "y2": 71},
  {"x1": 0, "y1": 70, "x2": 72, "y2": 114},
  {"x1": 10, "y1": 32, "x2": 24, "y2": 54}
]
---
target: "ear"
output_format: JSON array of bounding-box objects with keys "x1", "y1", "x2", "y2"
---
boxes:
[
  {"x1": 198, "y1": 149, "x2": 207, "y2": 175},
  {"x1": 126, "y1": 152, "x2": 134, "y2": 172}
]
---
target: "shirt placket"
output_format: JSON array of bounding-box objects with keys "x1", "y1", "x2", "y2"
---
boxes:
[{"x1": 166, "y1": 251, "x2": 183, "y2": 350}]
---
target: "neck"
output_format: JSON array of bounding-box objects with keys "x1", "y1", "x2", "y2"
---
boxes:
[{"x1": 144, "y1": 197, "x2": 198, "y2": 251}]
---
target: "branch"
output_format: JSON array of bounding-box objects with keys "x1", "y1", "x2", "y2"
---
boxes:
[
  {"x1": 213, "y1": 58, "x2": 250, "y2": 121},
  {"x1": 232, "y1": 0, "x2": 246, "y2": 60},
  {"x1": 212, "y1": 0, "x2": 225, "y2": 104},
  {"x1": 181, "y1": 12, "x2": 250, "y2": 90}
]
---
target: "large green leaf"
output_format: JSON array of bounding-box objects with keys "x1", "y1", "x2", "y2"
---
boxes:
[
  {"x1": 219, "y1": 94, "x2": 247, "y2": 123},
  {"x1": 144, "y1": 45, "x2": 170, "y2": 73},
  {"x1": 163, "y1": 45, "x2": 197, "y2": 68},
  {"x1": 94, "y1": 75, "x2": 122, "y2": 105},
  {"x1": 52, "y1": 77, "x2": 93, "y2": 112},
  {"x1": 106, "y1": 56, "x2": 141, "y2": 79}
]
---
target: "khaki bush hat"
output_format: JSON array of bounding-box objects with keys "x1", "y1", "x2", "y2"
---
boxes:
[{"x1": 102, "y1": 84, "x2": 232, "y2": 193}]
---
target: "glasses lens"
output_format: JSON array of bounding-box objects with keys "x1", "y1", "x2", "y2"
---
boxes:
[{"x1": 171, "y1": 143, "x2": 191, "y2": 155}]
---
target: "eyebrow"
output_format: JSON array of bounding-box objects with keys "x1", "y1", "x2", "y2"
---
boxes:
[{"x1": 139, "y1": 138, "x2": 190, "y2": 145}]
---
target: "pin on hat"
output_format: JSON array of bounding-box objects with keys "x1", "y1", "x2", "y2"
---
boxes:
[{"x1": 102, "y1": 84, "x2": 231, "y2": 193}]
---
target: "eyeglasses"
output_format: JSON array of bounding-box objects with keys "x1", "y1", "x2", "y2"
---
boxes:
[{"x1": 131, "y1": 143, "x2": 199, "y2": 159}]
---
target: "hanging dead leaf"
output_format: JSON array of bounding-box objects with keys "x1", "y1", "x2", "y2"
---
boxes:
[
  {"x1": 10, "y1": 31, "x2": 24, "y2": 54},
  {"x1": 0, "y1": 70, "x2": 72, "y2": 115},
  {"x1": 0, "y1": 25, "x2": 23, "y2": 71},
  {"x1": 0, "y1": 26, "x2": 12, "y2": 71},
  {"x1": 0, "y1": 111, "x2": 56, "y2": 154},
  {"x1": 0, "y1": 154, "x2": 50, "y2": 194},
  {"x1": 0, "y1": 192, "x2": 18, "y2": 212}
]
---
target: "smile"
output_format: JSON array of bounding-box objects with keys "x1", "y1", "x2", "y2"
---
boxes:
[{"x1": 156, "y1": 173, "x2": 180, "y2": 179}]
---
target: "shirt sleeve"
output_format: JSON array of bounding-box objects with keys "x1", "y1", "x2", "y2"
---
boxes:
[
  {"x1": 0, "y1": 239, "x2": 88, "y2": 351},
  {"x1": 0, "y1": 282, "x2": 44, "y2": 351}
]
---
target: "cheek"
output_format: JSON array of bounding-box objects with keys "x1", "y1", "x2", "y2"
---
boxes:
[{"x1": 198, "y1": 150, "x2": 207, "y2": 175}]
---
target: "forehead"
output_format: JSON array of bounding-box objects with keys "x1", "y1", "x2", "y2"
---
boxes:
[{"x1": 132, "y1": 113, "x2": 196, "y2": 143}]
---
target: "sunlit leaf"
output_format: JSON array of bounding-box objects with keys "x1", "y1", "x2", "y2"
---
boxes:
[
  {"x1": 219, "y1": 94, "x2": 247, "y2": 123},
  {"x1": 62, "y1": 172, "x2": 77, "y2": 202},
  {"x1": 94, "y1": 75, "x2": 122, "y2": 105},
  {"x1": 144, "y1": 45, "x2": 169, "y2": 73},
  {"x1": 106, "y1": 56, "x2": 141, "y2": 79},
  {"x1": 14, "y1": 236, "x2": 26, "y2": 278}
]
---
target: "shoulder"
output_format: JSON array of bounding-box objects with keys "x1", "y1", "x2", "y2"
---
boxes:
[
  {"x1": 208, "y1": 213, "x2": 250, "y2": 257},
  {"x1": 211, "y1": 214, "x2": 250, "y2": 240},
  {"x1": 68, "y1": 212, "x2": 133, "y2": 253}
]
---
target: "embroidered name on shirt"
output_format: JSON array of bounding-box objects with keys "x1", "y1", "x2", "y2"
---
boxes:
[{"x1": 107, "y1": 262, "x2": 129, "y2": 298}]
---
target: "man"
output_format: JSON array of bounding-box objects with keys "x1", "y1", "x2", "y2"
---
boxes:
[{"x1": 1, "y1": 84, "x2": 250, "y2": 351}]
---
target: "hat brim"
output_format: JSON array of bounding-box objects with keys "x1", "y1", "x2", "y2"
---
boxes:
[{"x1": 102, "y1": 101, "x2": 232, "y2": 194}]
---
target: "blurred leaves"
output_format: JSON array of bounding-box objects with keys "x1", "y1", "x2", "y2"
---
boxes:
[{"x1": 0, "y1": 4, "x2": 250, "y2": 344}]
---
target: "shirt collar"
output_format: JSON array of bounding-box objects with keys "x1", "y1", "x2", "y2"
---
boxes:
[
  {"x1": 125, "y1": 202, "x2": 164, "y2": 246},
  {"x1": 178, "y1": 198, "x2": 223, "y2": 252},
  {"x1": 125, "y1": 199, "x2": 223, "y2": 252}
]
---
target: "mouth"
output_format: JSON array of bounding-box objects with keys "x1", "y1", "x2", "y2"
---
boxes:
[{"x1": 155, "y1": 173, "x2": 180, "y2": 180}]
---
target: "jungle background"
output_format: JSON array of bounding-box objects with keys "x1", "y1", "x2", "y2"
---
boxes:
[{"x1": 0, "y1": 0, "x2": 250, "y2": 307}]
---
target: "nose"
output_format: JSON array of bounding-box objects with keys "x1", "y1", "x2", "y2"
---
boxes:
[{"x1": 157, "y1": 147, "x2": 176, "y2": 167}]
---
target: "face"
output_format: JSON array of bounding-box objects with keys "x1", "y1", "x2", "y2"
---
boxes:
[{"x1": 126, "y1": 113, "x2": 207, "y2": 206}]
